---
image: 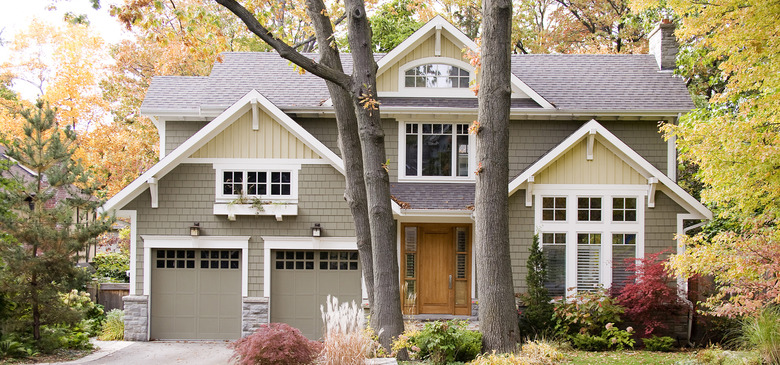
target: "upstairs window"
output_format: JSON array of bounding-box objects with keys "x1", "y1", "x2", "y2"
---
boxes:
[
  {"x1": 222, "y1": 170, "x2": 292, "y2": 198},
  {"x1": 405, "y1": 123, "x2": 470, "y2": 177},
  {"x1": 404, "y1": 64, "x2": 470, "y2": 89}
]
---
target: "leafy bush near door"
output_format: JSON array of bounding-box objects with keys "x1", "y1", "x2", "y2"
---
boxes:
[
  {"x1": 230, "y1": 323, "x2": 322, "y2": 365},
  {"x1": 392, "y1": 320, "x2": 481, "y2": 364}
]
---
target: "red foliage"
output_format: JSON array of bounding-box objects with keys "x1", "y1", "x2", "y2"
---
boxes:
[
  {"x1": 614, "y1": 251, "x2": 686, "y2": 337},
  {"x1": 230, "y1": 323, "x2": 323, "y2": 365}
]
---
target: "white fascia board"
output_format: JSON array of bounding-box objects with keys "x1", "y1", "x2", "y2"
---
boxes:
[
  {"x1": 103, "y1": 89, "x2": 346, "y2": 213},
  {"x1": 510, "y1": 74, "x2": 554, "y2": 109},
  {"x1": 507, "y1": 119, "x2": 712, "y2": 220},
  {"x1": 394, "y1": 209, "x2": 473, "y2": 218},
  {"x1": 281, "y1": 106, "x2": 686, "y2": 119}
]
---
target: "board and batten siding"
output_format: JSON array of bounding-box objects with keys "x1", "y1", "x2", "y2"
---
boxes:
[
  {"x1": 191, "y1": 110, "x2": 320, "y2": 159},
  {"x1": 535, "y1": 139, "x2": 646, "y2": 185},
  {"x1": 123, "y1": 163, "x2": 355, "y2": 296},
  {"x1": 377, "y1": 35, "x2": 467, "y2": 93}
]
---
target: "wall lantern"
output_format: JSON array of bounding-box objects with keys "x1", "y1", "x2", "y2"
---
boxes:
[
  {"x1": 311, "y1": 223, "x2": 322, "y2": 237},
  {"x1": 190, "y1": 223, "x2": 201, "y2": 237}
]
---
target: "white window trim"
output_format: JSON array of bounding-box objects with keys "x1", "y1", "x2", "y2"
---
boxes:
[
  {"x1": 396, "y1": 121, "x2": 476, "y2": 182},
  {"x1": 534, "y1": 185, "x2": 645, "y2": 297},
  {"x1": 260, "y1": 236, "x2": 366, "y2": 301},
  {"x1": 141, "y1": 235, "x2": 250, "y2": 297},
  {"x1": 213, "y1": 163, "x2": 300, "y2": 203},
  {"x1": 393, "y1": 57, "x2": 476, "y2": 98}
]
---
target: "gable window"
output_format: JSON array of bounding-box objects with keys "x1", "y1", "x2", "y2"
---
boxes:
[
  {"x1": 612, "y1": 197, "x2": 637, "y2": 222},
  {"x1": 542, "y1": 197, "x2": 567, "y2": 221},
  {"x1": 405, "y1": 123, "x2": 470, "y2": 177},
  {"x1": 223, "y1": 170, "x2": 291, "y2": 198},
  {"x1": 404, "y1": 64, "x2": 470, "y2": 88}
]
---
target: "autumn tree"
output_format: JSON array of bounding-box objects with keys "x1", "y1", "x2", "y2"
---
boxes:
[
  {"x1": 475, "y1": 0, "x2": 520, "y2": 352},
  {"x1": 370, "y1": 0, "x2": 423, "y2": 52},
  {"x1": 629, "y1": 0, "x2": 780, "y2": 317},
  {"x1": 0, "y1": 102, "x2": 112, "y2": 344},
  {"x1": 214, "y1": 0, "x2": 405, "y2": 351}
]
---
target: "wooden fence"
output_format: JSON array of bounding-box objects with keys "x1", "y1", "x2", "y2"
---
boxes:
[{"x1": 86, "y1": 283, "x2": 129, "y2": 312}]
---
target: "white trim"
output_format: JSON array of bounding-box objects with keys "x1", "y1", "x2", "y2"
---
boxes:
[
  {"x1": 675, "y1": 213, "x2": 702, "y2": 296},
  {"x1": 393, "y1": 57, "x2": 476, "y2": 98},
  {"x1": 147, "y1": 178, "x2": 158, "y2": 209},
  {"x1": 394, "y1": 210, "x2": 475, "y2": 221},
  {"x1": 213, "y1": 164, "x2": 300, "y2": 203},
  {"x1": 508, "y1": 119, "x2": 712, "y2": 220},
  {"x1": 141, "y1": 236, "x2": 250, "y2": 297},
  {"x1": 157, "y1": 118, "x2": 166, "y2": 158},
  {"x1": 184, "y1": 158, "x2": 327, "y2": 165},
  {"x1": 103, "y1": 90, "x2": 346, "y2": 213},
  {"x1": 667, "y1": 134, "x2": 677, "y2": 181},
  {"x1": 117, "y1": 210, "x2": 137, "y2": 296},
  {"x1": 396, "y1": 121, "x2": 475, "y2": 181},
  {"x1": 260, "y1": 237, "x2": 364, "y2": 300}
]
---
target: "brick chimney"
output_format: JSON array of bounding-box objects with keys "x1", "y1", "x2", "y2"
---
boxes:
[{"x1": 648, "y1": 20, "x2": 678, "y2": 71}]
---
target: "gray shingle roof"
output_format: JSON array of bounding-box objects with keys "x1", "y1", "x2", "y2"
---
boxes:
[
  {"x1": 390, "y1": 183, "x2": 475, "y2": 210},
  {"x1": 141, "y1": 52, "x2": 693, "y2": 114}
]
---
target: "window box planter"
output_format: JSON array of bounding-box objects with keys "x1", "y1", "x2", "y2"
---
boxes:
[{"x1": 213, "y1": 203, "x2": 297, "y2": 222}]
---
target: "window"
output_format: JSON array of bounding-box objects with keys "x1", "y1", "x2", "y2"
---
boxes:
[
  {"x1": 222, "y1": 170, "x2": 292, "y2": 198},
  {"x1": 542, "y1": 197, "x2": 567, "y2": 221},
  {"x1": 612, "y1": 197, "x2": 637, "y2": 222},
  {"x1": 405, "y1": 123, "x2": 470, "y2": 177},
  {"x1": 611, "y1": 233, "x2": 637, "y2": 291},
  {"x1": 404, "y1": 64, "x2": 470, "y2": 88},
  {"x1": 542, "y1": 233, "x2": 567, "y2": 298},
  {"x1": 577, "y1": 233, "x2": 602, "y2": 293},
  {"x1": 577, "y1": 197, "x2": 602, "y2": 221}
]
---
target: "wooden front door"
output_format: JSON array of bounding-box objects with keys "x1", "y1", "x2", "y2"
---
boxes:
[{"x1": 401, "y1": 224, "x2": 471, "y2": 316}]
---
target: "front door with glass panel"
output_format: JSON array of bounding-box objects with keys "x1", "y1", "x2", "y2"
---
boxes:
[{"x1": 401, "y1": 224, "x2": 471, "y2": 315}]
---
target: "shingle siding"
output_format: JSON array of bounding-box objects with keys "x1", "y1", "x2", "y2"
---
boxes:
[
  {"x1": 297, "y1": 118, "x2": 341, "y2": 157},
  {"x1": 124, "y1": 163, "x2": 354, "y2": 296},
  {"x1": 165, "y1": 120, "x2": 208, "y2": 153},
  {"x1": 645, "y1": 191, "x2": 686, "y2": 256}
]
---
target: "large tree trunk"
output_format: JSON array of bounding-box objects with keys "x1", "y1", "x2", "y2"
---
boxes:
[
  {"x1": 475, "y1": 0, "x2": 520, "y2": 353},
  {"x1": 343, "y1": 0, "x2": 406, "y2": 352},
  {"x1": 304, "y1": 0, "x2": 375, "y2": 317}
]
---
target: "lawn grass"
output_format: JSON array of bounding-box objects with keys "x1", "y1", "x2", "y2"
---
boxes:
[{"x1": 565, "y1": 350, "x2": 696, "y2": 365}]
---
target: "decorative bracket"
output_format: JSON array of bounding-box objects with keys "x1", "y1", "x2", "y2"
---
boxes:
[
  {"x1": 435, "y1": 25, "x2": 442, "y2": 56},
  {"x1": 647, "y1": 177, "x2": 658, "y2": 208},
  {"x1": 147, "y1": 177, "x2": 159, "y2": 209},
  {"x1": 251, "y1": 99, "x2": 260, "y2": 131},
  {"x1": 525, "y1": 176, "x2": 534, "y2": 207},
  {"x1": 586, "y1": 129, "x2": 596, "y2": 161}
]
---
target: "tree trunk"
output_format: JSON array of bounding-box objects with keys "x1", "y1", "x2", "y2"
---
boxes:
[
  {"x1": 476, "y1": 0, "x2": 520, "y2": 353},
  {"x1": 304, "y1": 0, "x2": 375, "y2": 316},
  {"x1": 344, "y1": 0, "x2": 406, "y2": 353}
]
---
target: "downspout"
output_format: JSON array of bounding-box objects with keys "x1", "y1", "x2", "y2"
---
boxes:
[{"x1": 681, "y1": 220, "x2": 707, "y2": 347}]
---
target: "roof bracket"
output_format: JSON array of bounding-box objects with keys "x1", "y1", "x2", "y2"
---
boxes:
[
  {"x1": 586, "y1": 129, "x2": 597, "y2": 161},
  {"x1": 435, "y1": 25, "x2": 442, "y2": 56},
  {"x1": 147, "y1": 177, "x2": 158, "y2": 209},
  {"x1": 525, "y1": 176, "x2": 534, "y2": 207},
  {"x1": 648, "y1": 177, "x2": 658, "y2": 208},
  {"x1": 251, "y1": 99, "x2": 260, "y2": 131}
]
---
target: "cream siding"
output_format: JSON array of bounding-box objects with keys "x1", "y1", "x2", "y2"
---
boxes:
[
  {"x1": 377, "y1": 35, "x2": 467, "y2": 92},
  {"x1": 535, "y1": 139, "x2": 645, "y2": 185},
  {"x1": 191, "y1": 110, "x2": 319, "y2": 159}
]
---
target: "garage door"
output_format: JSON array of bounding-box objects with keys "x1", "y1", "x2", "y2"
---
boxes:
[
  {"x1": 151, "y1": 249, "x2": 241, "y2": 340},
  {"x1": 271, "y1": 250, "x2": 362, "y2": 339}
]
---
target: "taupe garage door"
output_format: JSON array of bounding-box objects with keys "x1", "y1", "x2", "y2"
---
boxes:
[
  {"x1": 271, "y1": 250, "x2": 362, "y2": 339},
  {"x1": 151, "y1": 249, "x2": 241, "y2": 340}
]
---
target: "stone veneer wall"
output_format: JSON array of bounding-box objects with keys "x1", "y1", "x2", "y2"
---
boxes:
[
  {"x1": 242, "y1": 297, "x2": 270, "y2": 337},
  {"x1": 123, "y1": 295, "x2": 149, "y2": 341}
]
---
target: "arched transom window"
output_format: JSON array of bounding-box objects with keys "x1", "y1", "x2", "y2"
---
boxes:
[{"x1": 404, "y1": 64, "x2": 470, "y2": 88}]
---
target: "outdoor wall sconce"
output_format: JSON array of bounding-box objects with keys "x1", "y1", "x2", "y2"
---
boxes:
[
  {"x1": 190, "y1": 223, "x2": 200, "y2": 237},
  {"x1": 311, "y1": 223, "x2": 322, "y2": 237}
]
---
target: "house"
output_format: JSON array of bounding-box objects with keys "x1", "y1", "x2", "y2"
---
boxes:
[{"x1": 103, "y1": 16, "x2": 711, "y2": 341}]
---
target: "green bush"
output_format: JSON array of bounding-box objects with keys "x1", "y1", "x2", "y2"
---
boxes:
[
  {"x1": 393, "y1": 320, "x2": 482, "y2": 364},
  {"x1": 36, "y1": 325, "x2": 92, "y2": 354},
  {"x1": 643, "y1": 335, "x2": 676, "y2": 352},
  {"x1": 99, "y1": 309, "x2": 125, "y2": 341},
  {"x1": 553, "y1": 289, "x2": 624, "y2": 338},
  {"x1": 0, "y1": 338, "x2": 35, "y2": 360},
  {"x1": 571, "y1": 333, "x2": 610, "y2": 351},
  {"x1": 518, "y1": 235, "x2": 555, "y2": 339},
  {"x1": 92, "y1": 252, "x2": 130, "y2": 283}
]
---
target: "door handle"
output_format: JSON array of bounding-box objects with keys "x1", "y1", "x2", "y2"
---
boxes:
[{"x1": 449, "y1": 275, "x2": 452, "y2": 289}]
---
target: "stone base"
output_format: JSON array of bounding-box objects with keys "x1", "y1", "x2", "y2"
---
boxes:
[
  {"x1": 471, "y1": 300, "x2": 478, "y2": 317},
  {"x1": 123, "y1": 295, "x2": 149, "y2": 341},
  {"x1": 242, "y1": 297, "x2": 269, "y2": 337}
]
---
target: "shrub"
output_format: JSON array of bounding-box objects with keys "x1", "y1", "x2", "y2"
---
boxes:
[
  {"x1": 553, "y1": 289, "x2": 624, "y2": 338},
  {"x1": 99, "y1": 309, "x2": 125, "y2": 341},
  {"x1": 521, "y1": 340, "x2": 566, "y2": 364},
  {"x1": 643, "y1": 335, "x2": 676, "y2": 351},
  {"x1": 740, "y1": 306, "x2": 780, "y2": 364},
  {"x1": 470, "y1": 352, "x2": 534, "y2": 365},
  {"x1": 392, "y1": 320, "x2": 481, "y2": 364},
  {"x1": 567, "y1": 323, "x2": 635, "y2": 351},
  {"x1": 518, "y1": 235, "x2": 554, "y2": 338},
  {"x1": 570, "y1": 333, "x2": 610, "y2": 351},
  {"x1": 0, "y1": 338, "x2": 35, "y2": 360},
  {"x1": 613, "y1": 251, "x2": 685, "y2": 337},
  {"x1": 695, "y1": 346, "x2": 762, "y2": 365},
  {"x1": 92, "y1": 252, "x2": 130, "y2": 283},
  {"x1": 36, "y1": 325, "x2": 92, "y2": 354},
  {"x1": 230, "y1": 323, "x2": 322, "y2": 365},
  {"x1": 319, "y1": 295, "x2": 373, "y2": 365}
]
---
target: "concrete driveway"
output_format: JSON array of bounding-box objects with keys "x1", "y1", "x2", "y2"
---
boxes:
[{"x1": 52, "y1": 340, "x2": 234, "y2": 365}]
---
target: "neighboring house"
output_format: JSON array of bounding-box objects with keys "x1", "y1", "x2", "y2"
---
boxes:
[{"x1": 103, "y1": 17, "x2": 711, "y2": 341}]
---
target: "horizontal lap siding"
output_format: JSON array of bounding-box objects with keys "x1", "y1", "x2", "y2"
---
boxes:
[{"x1": 124, "y1": 163, "x2": 354, "y2": 297}]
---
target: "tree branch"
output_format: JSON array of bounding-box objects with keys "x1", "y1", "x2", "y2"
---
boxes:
[
  {"x1": 214, "y1": 0, "x2": 351, "y2": 88},
  {"x1": 293, "y1": 12, "x2": 347, "y2": 50}
]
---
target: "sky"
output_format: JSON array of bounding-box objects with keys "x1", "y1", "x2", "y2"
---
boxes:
[{"x1": 0, "y1": 0, "x2": 127, "y2": 100}]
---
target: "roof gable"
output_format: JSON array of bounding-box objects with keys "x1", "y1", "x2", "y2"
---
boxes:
[
  {"x1": 508, "y1": 119, "x2": 711, "y2": 219},
  {"x1": 103, "y1": 90, "x2": 344, "y2": 213},
  {"x1": 535, "y1": 138, "x2": 646, "y2": 185}
]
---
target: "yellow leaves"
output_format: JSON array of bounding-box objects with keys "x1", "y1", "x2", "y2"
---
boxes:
[{"x1": 358, "y1": 85, "x2": 381, "y2": 116}]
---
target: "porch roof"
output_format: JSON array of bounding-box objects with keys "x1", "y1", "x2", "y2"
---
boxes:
[{"x1": 390, "y1": 182, "x2": 475, "y2": 210}]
